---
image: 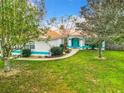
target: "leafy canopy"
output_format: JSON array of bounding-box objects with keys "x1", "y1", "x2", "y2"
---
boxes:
[{"x1": 0, "y1": 0, "x2": 44, "y2": 57}]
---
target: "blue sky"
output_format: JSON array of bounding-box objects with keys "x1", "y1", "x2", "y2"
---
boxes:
[{"x1": 45, "y1": 0, "x2": 87, "y2": 18}]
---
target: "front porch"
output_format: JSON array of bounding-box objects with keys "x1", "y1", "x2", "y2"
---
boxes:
[
  {"x1": 67, "y1": 37, "x2": 89, "y2": 49},
  {"x1": 67, "y1": 36, "x2": 106, "y2": 50}
]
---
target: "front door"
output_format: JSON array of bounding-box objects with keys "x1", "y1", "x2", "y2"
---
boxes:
[{"x1": 72, "y1": 38, "x2": 79, "y2": 48}]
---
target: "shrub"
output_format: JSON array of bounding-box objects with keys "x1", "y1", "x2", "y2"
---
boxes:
[
  {"x1": 60, "y1": 44, "x2": 64, "y2": 48},
  {"x1": 90, "y1": 44, "x2": 98, "y2": 50},
  {"x1": 60, "y1": 44, "x2": 64, "y2": 50},
  {"x1": 22, "y1": 49, "x2": 31, "y2": 57},
  {"x1": 50, "y1": 47, "x2": 63, "y2": 56}
]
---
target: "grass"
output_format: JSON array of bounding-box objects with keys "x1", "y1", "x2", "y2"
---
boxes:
[{"x1": 0, "y1": 50, "x2": 124, "y2": 93}]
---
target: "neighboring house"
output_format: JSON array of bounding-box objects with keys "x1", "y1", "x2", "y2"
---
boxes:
[{"x1": 12, "y1": 30, "x2": 105, "y2": 56}]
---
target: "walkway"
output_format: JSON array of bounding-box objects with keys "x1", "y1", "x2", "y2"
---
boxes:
[{"x1": 16, "y1": 49, "x2": 79, "y2": 61}]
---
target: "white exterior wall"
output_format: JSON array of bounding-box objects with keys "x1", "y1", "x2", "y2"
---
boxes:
[
  {"x1": 31, "y1": 39, "x2": 63, "y2": 56},
  {"x1": 79, "y1": 39, "x2": 85, "y2": 49},
  {"x1": 48, "y1": 39, "x2": 63, "y2": 47},
  {"x1": 102, "y1": 41, "x2": 105, "y2": 50},
  {"x1": 32, "y1": 41, "x2": 50, "y2": 52},
  {"x1": 67, "y1": 38, "x2": 72, "y2": 49}
]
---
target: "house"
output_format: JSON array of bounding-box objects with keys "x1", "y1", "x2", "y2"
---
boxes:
[
  {"x1": 28, "y1": 30, "x2": 89, "y2": 56},
  {"x1": 12, "y1": 30, "x2": 63, "y2": 56},
  {"x1": 12, "y1": 30, "x2": 105, "y2": 57},
  {"x1": 29, "y1": 30, "x2": 63, "y2": 56}
]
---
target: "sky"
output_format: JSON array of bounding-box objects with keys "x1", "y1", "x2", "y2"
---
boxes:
[{"x1": 45, "y1": 0, "x2": 87, "y2": 19}]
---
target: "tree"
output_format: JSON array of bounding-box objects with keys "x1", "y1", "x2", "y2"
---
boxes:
[
  {"x1": 77, "y1": 0, "x2": 124, "y2": 58},
  {"x1": 47, "y1": 16, "x2": 78, "y2": 50},
  {"x1": 59, "y1": 16, "x2": 78, "y2": 50},
  {"x1": 0, "y1": 0, "x2": 44, "y2": 72}
]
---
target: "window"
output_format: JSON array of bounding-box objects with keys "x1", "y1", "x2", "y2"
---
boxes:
[
  {"x1": 25, "y1": 45, "x2": 30, "y2": 49},
  {"x1": 29, "y1": 42, "x2": 35, "y2": 49},
  {"x1": 25, "y1": 42, "x2": 35, "y2": 49}
]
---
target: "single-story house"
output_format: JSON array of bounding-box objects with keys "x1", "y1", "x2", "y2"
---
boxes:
[{"x1": 12, "y1": 30, "x2": 105, "y2": 56}]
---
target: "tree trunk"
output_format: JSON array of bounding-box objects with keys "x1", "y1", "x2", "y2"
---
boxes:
[
  {"x1": 4, "y1": 57, "x2": 11, "y2": 72},
  {"x1": 98, "y1": 41, "x2": 102, "y2": 58},
  {"x1": 64, "y1": 37, "x2": 67, "y2": 50}
]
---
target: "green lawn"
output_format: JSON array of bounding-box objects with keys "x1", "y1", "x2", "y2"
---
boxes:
[{"x1": 0, "y1": 50, "x2": 124, "y2": 93}]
